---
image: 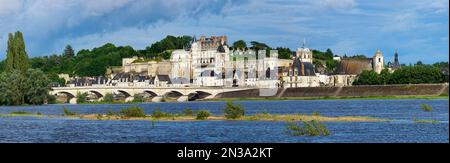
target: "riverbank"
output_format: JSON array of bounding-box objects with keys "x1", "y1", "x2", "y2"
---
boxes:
[
  {"x1": 0, "y1": 112, "x2": 387, "y2": 122},
  {"x1": 201, "y1": 95, "x2": 449, "y2": 102}
]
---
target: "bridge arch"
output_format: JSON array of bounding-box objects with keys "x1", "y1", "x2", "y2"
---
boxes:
[
  {"x1": 88, "y1": 90, "x2": 104, "y2": 98},
  {"x1": 187, "y1": 91, "x2": 213, "y2": 101},
  {"x1": 116, "y1": 90, "x2": 132, "y2": 97},
  {"x1": 163, "y1": 90, "x2": 184, "y2": 98},
  {"x1": 54, "y1": 91, "x2": 76, "y2": 103},
  {"x1": 143, "y1": 90, "x2": 159, "y2": 97}
]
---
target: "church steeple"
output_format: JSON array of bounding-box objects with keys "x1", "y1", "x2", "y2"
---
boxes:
[
  {"x1": 192, "y1": 35, "x2": 197, "y2": 43},
  {"x1": 302, "y1": 38, "x2": 306, "y2": 48},
  {"x1": 394, "y1": 49, "x2": 399, "y2": 63}
]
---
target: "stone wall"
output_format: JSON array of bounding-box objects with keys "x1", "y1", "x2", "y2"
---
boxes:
[{"x1": 215, "y1": 84, "x2": 449, "y2": 98}]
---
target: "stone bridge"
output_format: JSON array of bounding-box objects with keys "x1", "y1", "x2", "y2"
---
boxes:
[{"x1": 50, "y1": 86, "x2": 251, "y2": 104}]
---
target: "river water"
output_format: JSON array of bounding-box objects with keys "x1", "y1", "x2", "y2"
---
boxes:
[{"x1": 0, "y1": 99, "x2": 448, "y2": 143}]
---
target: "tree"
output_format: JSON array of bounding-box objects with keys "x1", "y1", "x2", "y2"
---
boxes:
[
  {"x1": 14, "y1": 31, "x2": 30, "y2": 72},
  {"x1": 63, "y1": 45, "x2": 75, "y2": 58},
  {"x1": 352, "y1": 70, "x2": 380, "y2": 85},
  {"x1": 276, "y1": 47, "x2": 292, "y2": 59},
  {"x1": 4, "y1": 31, "x2": 30, "y2": 73},
  {"x1": 326, "y1": 48, "x2": 334, "y2": 57},
  {"x1": 4, "y1": 33, "x2": 15, "y2": 72},
  {"x1": 379, "y1": 69, "x2": 391, "y2": 85},
  {"x1": 102, "y1": 93, "x2": 114, "y2": 103},
  {"x1": 0, "y1": 70, "x2": 26, "y2": 105},
  {"x1": 250, "y1": 41, "x2": 269, "y2": 52},
  {"x1": 24, "y1": 69, "x2": 51, "y2": 105},
  {"x1": 232, "y1": 40, "x2": 247, "y2": 51}
]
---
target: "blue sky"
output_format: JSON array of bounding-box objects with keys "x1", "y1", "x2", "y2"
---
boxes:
[{"x1": 0, "y1": 0, "x2": 448, "y2": 64}]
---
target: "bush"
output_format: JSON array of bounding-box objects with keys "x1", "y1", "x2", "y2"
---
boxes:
[
  {"x1": 312, "y1": 111, "x2": 320, "y2": 116},
  {"x1": 183, "y1": 108, "x2": 194, "y2": 116},
  {"x1": 106, "y1": 110, "x2": 117, "y2": 116},
  {"x1": 102, "y1": 93, "x2": 114, "y2": 103},
  {"x1": 132, "y1": 94, "x2": 144, "y2": 103},
  {"x1": 196, "y1": 110, "x2": 211, "y2": 120},
  {"x1": 224, "y1": 102, "x2": 245, "y2": 119},
  {"x1": 63, "y1": 107, "x2": 76, "y2": 116},
  {"x1": 152, "y1": 108, "x2": 168, "y2": 118},
  {"x1": 420, "y1": 104, "x2": 433, "y2": 112},
  {"x1": 47, "y1": 94, "x2": 57, "y2": 104},
  {"x1": 10, "y1": 111, "x2": 29, "y2": 114},
  {"x1": 286, "y1": 120, "x2": 330, "y2": 136},
  {"x1": 120, "y1": 106, "x2": 146, "y2": 117},
  {"x1": 76, "y1": 92, "x2": 88, "y2": 103}
]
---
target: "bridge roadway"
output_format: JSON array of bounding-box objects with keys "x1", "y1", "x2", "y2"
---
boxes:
[{"x1": 50, "y1": 86, "x2": 253, "y2": 104}]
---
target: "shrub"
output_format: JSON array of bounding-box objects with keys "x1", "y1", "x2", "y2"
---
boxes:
[
  {"x1": 63, "y1": 107, "x2": 76, "y2": 116},
  {"x1": 76, "y1": 92, "x2": 88, "y2": 103},
  {"x1": 132, "y1": 94, "x2": 144, "y2": 103},
  {"x1": 47, "y1": 94, "x2": 57, "y2": 104},
  {"x1": 196, "y1": 110, "x2": 211, "y2": 120},
  {"x1": 96, "y1": 114, "x2": 103, "y2": 120},
  {"x1": 224, "y1": 102, "x2": 245, "y2": 119},
  {"x1": 312, "y1": 111, "x2": 320, "y2": 116},
  {"x1": 420, "y1": 104, "x2": 433, "y2": 112},
  {"x1": 102, "y1": 93, "x2": 114, "y2": 103},
  {"x1": 152, "y1": 108, "x2": 167, "y2": 118},
  {"x1": 413, "y1": 117, "x2": 438, "y2": 124},
  {"x1": 106, "y1": 110, "x2": 117, "y2": 116},
  {"x1": 10, "y1": 111, "x2": 29, "y2": 114},
  {"x1": 286, "y1": 120, "x2": 330, "y2": 136},
  {"x1": 183, "y1": 108, "x2": 194, "y2": 116},
  {"x1": 120, "y1": 106, "x2": 146, "y2": 117}
]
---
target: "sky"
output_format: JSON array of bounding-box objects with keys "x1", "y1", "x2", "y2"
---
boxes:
[{"x1": 0, "y1": 0, "x2": 448, "y2": 64}]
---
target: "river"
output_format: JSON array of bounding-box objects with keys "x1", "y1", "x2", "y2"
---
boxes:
[{"x1": 0, "y1": 99, "x2": 448, "y2": 143}]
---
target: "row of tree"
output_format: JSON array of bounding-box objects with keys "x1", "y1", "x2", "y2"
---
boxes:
[
  {"x1": 353, "y1": 63, "x2": 449, "y2": 85},
  {"x1": 0, "y1": 31, "x2": 53, "y2": 105},
  {"x1": 231, "y1": 40, "x2": 292, "y2": 59},
  {"x1": 2, "y1": 35, "x2": 194, "y2": 78}
]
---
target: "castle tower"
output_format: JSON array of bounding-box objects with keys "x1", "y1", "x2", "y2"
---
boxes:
[
  {"x1": 373, "y1": 49, "x2": 384, "y2": 74},
  {"x1": 296, "y1": 39, "x2": 313, "y2": 63}
]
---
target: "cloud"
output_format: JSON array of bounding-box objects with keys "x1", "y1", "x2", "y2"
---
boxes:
[
  {"x1": 316, "y1": 0, "x2": 356, "y2": 11},
  {"x1": 0, "y1": 0, "x2": 24, "y2": 16},
  {"x1": 0, "y1": 0, "x2": 448, "y2": 64}
]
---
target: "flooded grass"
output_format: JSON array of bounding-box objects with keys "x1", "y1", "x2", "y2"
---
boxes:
[
  {"x1": 420, "y1": 104, "x2": 433, "y2": 112},
  {"x1": 285, "y1": 120, "x2": 331, "y2": 136}
]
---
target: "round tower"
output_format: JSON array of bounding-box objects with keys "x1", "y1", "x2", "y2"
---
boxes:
[{"x1": 373, "y1": 49, "x2": 384, "y2": 74}]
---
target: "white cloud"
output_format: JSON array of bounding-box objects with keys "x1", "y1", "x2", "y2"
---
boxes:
[
  {"x1": 0, "y1": 0, "x2": 24, "y2": 16},
  {"x1": 0, "y1": 0, "x2": 447, "y2": 64},
  {"x1": 316, "y1": 0, "x2": 356, "y2": 11},
  {"x1": 81, "y1": 0, "x2": 134, "y2": 16}
]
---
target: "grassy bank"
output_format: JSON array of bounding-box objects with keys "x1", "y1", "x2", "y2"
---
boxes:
[{"x1": 202, "y1": 95, "x2": 449, "y2": 102}]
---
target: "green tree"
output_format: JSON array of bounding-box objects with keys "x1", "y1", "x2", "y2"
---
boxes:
[
  {"x1": 224, "y1": 102, "x2": 245, "y2": 119},
  {"x1": 14, "y1": 31, "x2": 30, "y2": 72},
  {"x1": 102, "y1": 93, "x2": 114, "y2": 103},
  {"x1": 24, "y1": 69, "x2": 51, "y2": 105},
  {"x1": 63, "y1": 45, "x2": 75, "y2": 58},
  {"x1": 0, "y1": 70, "x2": 26, "y2": 105},
  {"x1": 379, "y1": 69, "x2": 391, "y2": 85},
  {"x1": 4, "y1": 33, "x2": 15, "y2": 72},
  {"x1": 276, "y1": 47, "x2": 292, "y2": 59},
  {"x1": 76, "y1": 92, "x2": 88, "y2": 103},
  {"x1": 232, "y1": 40, "x2": 247, "y2": 51},
  {"x1": 353, "y1": 70, "x2": 380, "y2": 85}
]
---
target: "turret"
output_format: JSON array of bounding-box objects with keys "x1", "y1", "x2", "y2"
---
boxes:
[{"x1": 373, "y1": 49, "x2": 384, "y2": 74}]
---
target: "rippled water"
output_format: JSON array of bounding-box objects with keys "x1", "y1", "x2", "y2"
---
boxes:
[{"x1": 0, "y1": 99, "x2": 448, "y2": 143}]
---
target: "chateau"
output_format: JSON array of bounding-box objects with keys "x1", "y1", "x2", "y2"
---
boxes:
[{"x1": 68, "y1": 35, "x2": 398, "y2": 89}]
